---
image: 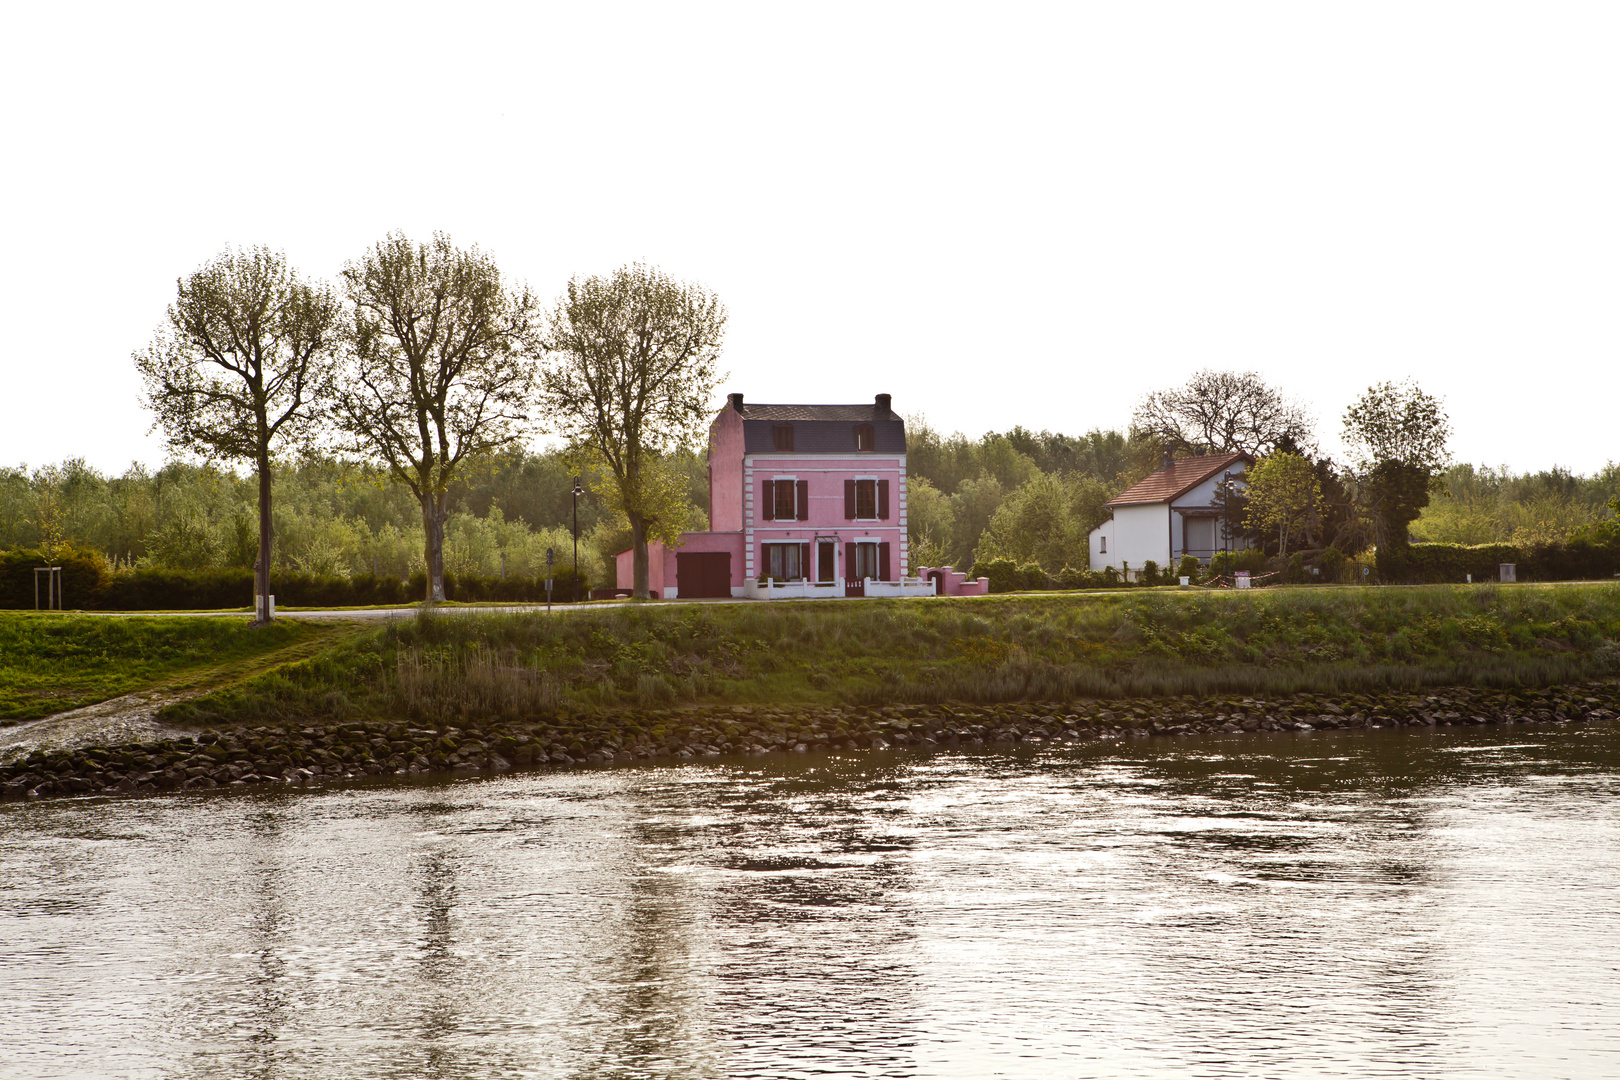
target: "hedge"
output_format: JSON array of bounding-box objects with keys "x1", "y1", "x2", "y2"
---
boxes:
[
  {"x1": 0, "y1": 547, "x2": 592, "y2": 610},
  {"x1": 1402, "y1": 539, "x2": 1620, "y2": 584}
]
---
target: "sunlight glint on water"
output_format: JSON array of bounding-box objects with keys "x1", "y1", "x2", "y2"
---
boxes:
[{"x1": 1, "y1": 726, "x2": 1617, "y2": 1079}]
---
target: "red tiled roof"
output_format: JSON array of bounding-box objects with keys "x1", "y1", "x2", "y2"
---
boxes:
[{"x1": 1105, "y1": 451, "x2": 1252, "y2": 507}]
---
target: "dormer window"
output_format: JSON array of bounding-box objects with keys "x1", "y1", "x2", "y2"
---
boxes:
[
  {"x1": 773, "y1": 423, "x2": 794, "y2": 451},
  {"x1": 854, "y1": 423, "x2": 874, "y2": 451}
]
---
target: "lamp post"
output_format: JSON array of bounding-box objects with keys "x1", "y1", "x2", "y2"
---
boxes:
[
  {"x1": 1223, "y1": 471, "x2": 1231, "y2": 571},
  {"x1": 572, "y1": 476, "x2": 583, "y2": 603}
]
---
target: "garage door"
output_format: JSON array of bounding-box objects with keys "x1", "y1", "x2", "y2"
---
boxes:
[{"x1": 676, "y1": 552, "x2": 732, "y2": 599}]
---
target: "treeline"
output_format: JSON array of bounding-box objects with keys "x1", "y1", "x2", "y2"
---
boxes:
[
  {"x1": 6, "y1": 433, "x2": 1620, "y2": 606},
  {"x1": 1, "y1": 451, "x2": 707, "y2": 597},
  {"x1": 903, "y1": 422, "x2": 1156, "y2": 571}
]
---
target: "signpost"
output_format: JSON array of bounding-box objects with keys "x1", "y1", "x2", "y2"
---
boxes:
[
  {"x1": 545, "y1": 548, "x2": 555, "y2": 612},
  {"x1": 34, "y1": 566, "x2": 62, "y2": 610}
]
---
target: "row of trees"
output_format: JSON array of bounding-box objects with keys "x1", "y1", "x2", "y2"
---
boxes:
[
  {"x1": 0, "y1": 451, "x2": 712, "y2": 586},
  {"x1": 8, "y1": 372, "x2": 1617, "y2": 594},
  {"x1": 136, "y1": 238, "x2": 723, "y2": 616}
]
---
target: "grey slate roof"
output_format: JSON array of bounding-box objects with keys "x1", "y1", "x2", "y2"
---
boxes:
[{"x1": 733, "y1": 399, "x2": 906, "y2": 454}]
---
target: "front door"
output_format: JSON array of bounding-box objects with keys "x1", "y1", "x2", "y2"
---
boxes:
[{"x1": 818, "y1": 541, "x2": 836, "y2": 583}]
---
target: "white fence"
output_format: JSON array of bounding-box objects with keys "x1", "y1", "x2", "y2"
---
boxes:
[{"x1": 742, "y1": 577, "x2": 939, "y2": 600}]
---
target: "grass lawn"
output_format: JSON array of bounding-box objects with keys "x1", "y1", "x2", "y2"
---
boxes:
[
  {"x1": 156, "y1": 582, "x2": 1620, "y2": 729},
  {"x1": 0, "y1": 613, "x2": 372, "y2": 722}
]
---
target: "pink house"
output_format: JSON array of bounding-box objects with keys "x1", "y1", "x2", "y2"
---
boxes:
[{"x1": 615, "y1": 393, "x2": 986, "y2": 599}]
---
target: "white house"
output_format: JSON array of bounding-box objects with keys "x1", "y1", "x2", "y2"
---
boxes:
[{"x1": 1089, "y1": 452, "x2": 1253, "y2": 576}]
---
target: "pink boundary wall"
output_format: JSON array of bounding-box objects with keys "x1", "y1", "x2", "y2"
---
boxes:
[
  {"x1": 915, "y1": 566, "x2": 990, "y2": 596},
  {"x1": 614, "y1": 532, "x2": 748, "y2": 597}
]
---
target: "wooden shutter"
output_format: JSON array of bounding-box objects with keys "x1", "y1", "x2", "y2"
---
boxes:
[
  {"x1": 845, "y1": 542, "x2": 857, "y2": 581},
  {"x1": 762, "y1": 479, "x2": 774, "y2": 521},
  {"x1": 844, "y1": 479, "x2": 856, "y2": 520},
  {"x1": 801, "y1": 543, "x2": 811, "y2": 577},
  {"x1": 877, "y1": 479, "x2": 890, "y2": 519},
  {"x1": 796, "y1": 480, "x2": 809, "y2": 521},
  {"x1": 879, "y1": 542, "x2": 891, "y2": 582}
]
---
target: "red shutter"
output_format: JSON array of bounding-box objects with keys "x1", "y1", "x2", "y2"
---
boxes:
[
  {"x1": 845, "y1": 543, "x2": 857, "y2": 581},
  {"x1": 762, "y1": 479, "x2": 774, "y2": 521},
  {"x1": 879, "y1": 542, "x2": 892, "y2": 582},
  {"x1": 878, "y1": 479, "x2": 890, "y2": 519},
  {"x1": 844, "y1": 479, "x2": 856, "y2": 519},
  {"x1": 796, "y1": 480, "x2": 809, "y2": 521}
]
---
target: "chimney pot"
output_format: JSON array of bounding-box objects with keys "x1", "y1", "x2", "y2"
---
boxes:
[
  {"x1": 1162, "y1": 451, "x2": 1173, "y2": 471},
  {"x1": 728, "y1": 392, "x2": 744, "y2": 410},
  {"x1": 875, "y1": 393, "x2": 892, "y2": 414}
]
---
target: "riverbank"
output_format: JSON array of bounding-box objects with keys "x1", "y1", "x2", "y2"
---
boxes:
[
  {"x1": 4, "y1": 680, "x2": 1617, "y2": 802},
  {"x1": 150, "y1": 583, "x2": 1620, "y2": 729}
]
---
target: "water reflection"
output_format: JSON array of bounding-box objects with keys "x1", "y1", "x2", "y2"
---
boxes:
[{"x1": 0, "y1": 725, "x2": 1616, "y2": 1079}]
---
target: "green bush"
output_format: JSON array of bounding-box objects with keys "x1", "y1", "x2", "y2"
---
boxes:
[
  {"x1": 1176, "y1": 555, "x2": 1200, "y2": 581},
  {"x1": 1141, "y1": 559, "x2": 1160, "y2": 585},
  {"x1": 0, "y1": 549, "x2": 593, "y2": 610},
  {"x1": 1018, "y1": 562, "x2": 1051, "y2": 590},
  {"x1": 970, "y1": 558, "x2": 1023, "y2": 594}
]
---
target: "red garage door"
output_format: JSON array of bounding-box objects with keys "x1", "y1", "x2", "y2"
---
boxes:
[{"x1": 676, "y1": 552, "x2": 732, "y2": 599}]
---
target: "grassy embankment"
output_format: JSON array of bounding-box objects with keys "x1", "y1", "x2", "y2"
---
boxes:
[
  {"x1": 158, "y1": 583, "x2": 1620, "y2": 730},
  {"x1": 0, "y1": 614, "x2": 369, "y2": 723}
]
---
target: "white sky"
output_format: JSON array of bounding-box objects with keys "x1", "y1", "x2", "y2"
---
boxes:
[{"x1": 2, "y1": 2, "x2": 1616, "y2": 476}]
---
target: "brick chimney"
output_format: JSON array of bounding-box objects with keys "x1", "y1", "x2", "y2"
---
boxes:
[
  {"x1": 727, "y1": 392, "x2": 744, "y2": 411},
  {"x1": 875, "y1": 393, "x2": 892, "y2": 414}
]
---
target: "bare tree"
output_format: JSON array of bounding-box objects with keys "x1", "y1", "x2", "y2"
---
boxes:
[
  {"x1": 134, "y1": 247, "x2": 341, "y2": 622},
  {"x1": 541, "y1": 264, "x2": 726, "y2": 598},
  {"x1": 1132, "y1": 370, "x2": 1313, "y2": 456},
  {"x1": 335, "y1": 232, "x2": 539, "y2": 602}
]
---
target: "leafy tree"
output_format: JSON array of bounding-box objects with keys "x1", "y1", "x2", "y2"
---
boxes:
[
  {"x1": 334, "y1": 232, "x2": 540, "y2": 602},
  {"x1": 1342, "y1": 381, "x2": 1451, "y2": 577},
  {"x1": 949, "y1": 475, "x2": 1004, "y2": 566},
  {"x1": 976, "y1": 472, "x2": 1111, "y2": 571},
  {"x1": 1243, "y1": 453, "x2": 1323, "y2": 556},
  {"x1": 1133, "y1": 370, "x2": 1313, "y2": 456},
  {"x1": 1342, "y1": 380, "x2": 1451, "y2": 473},
  {"x1": 905, "y1": 477, "x2": 955, "y2": 569},
  {"x1": 134, "y1": 246, "x2": 341, "y2": 620},
  {"x1": 540, "y1": 263, "x2": 726, "y2": 598}
]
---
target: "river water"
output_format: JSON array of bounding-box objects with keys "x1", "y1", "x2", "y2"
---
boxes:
[{"x1": 1, "y1": 724, "x2": 1617, "y2": 1079}]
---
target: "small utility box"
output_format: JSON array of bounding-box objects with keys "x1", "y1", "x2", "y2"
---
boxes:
[
  {"x1": 1235, "y1": 570, "x2": 1251, "y2": 590},
  {"x1": 1499, "y1": 563, "x2": 1516, "y2": 583}
]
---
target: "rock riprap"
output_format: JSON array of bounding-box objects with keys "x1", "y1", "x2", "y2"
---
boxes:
[{"x1": 2, "y1": 683, "x2": 1616, "y2": 802}]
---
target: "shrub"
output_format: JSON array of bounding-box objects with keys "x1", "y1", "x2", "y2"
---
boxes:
[
  {"x1": 1018, "y1": 562, "x2": 1051, "y2": 590},
  {"x1": 1176, "y1": 555, "x2": 1200, "y2": 581},
  {"x1": 1056, "y1": 566, "x2": 1085, "y2": 590},
  {"x1": 971, "y1": 558, "x2": 1023, "y2": 594},
  {"x1": 1141, "y1": 560, "x2": 1160, "y2": 586}
]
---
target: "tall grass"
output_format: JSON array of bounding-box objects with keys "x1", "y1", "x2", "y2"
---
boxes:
[{"x1": 159, "y1": 584, "x2": 1620, "y2": 728}]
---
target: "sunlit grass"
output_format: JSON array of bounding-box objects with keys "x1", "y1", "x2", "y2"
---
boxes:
[{"x1": 156, "y1": 583, "x2": 1620, "y2": 728}]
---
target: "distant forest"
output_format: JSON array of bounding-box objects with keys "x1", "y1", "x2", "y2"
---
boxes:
[{"x1": 5, "y1": 418, "x2": 1617, "y2": 585}]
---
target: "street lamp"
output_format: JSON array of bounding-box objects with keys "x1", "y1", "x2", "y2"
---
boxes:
[
  {"x1": 1222, "y1": 471, "x2": 1231, "y2": 571},
  {"x1": 572, "y1": 476, "x2": 583, "y2": 603}
]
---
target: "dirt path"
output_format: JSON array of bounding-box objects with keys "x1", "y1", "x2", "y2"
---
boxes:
[
  {"x1": 0, "y1": 688, "x2": 197, "y2": 763},
  {"x1": 0, "y1": 621, "x2": 373, "y2": 763}
]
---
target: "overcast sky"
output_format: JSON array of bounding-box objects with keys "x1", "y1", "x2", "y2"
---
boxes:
[{"x1": 3, "y1": 2, "x2": 1616, "y2": 477}]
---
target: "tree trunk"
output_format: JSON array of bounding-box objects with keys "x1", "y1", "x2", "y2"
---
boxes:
[
  {"x1": 255, "y1": 450, "x2": 273, "y2": 624},
  {"x1": 422, "y1": 496, "x2": 447, "y2": 602},
  {"x1": 629, "y1": 512, "x2": 649, "y2": 598}
]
